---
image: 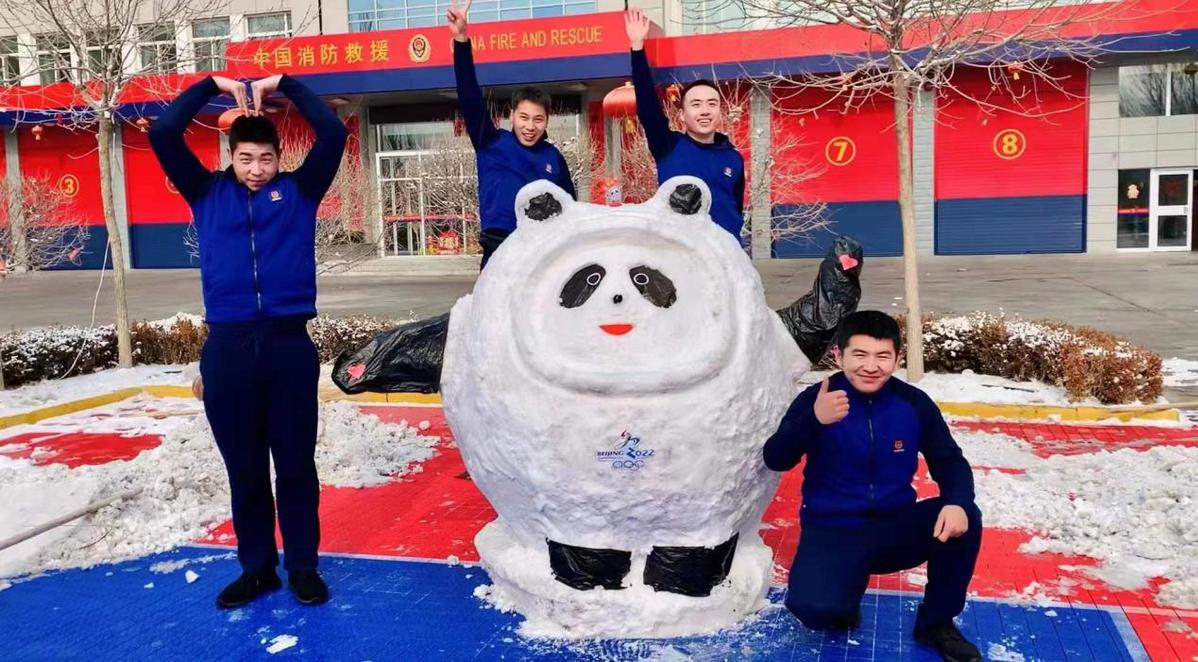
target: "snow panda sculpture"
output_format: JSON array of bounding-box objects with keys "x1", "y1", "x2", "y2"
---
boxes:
[{"x1": 441, "y1": 177, "x2": 815, "y2": 638}]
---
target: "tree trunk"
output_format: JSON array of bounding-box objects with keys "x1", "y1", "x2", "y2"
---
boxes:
[
  {"x1": 96, "y1": 114, "x2": 133, "y2": 368},
  {"x1": 891, "y1": 67, "x2": 925, "y2": 381},
  {"x1": 7, "y1": 164, "x2": 29, "y2": 273}
]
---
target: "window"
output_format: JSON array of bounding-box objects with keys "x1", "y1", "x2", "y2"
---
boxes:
[
  {"x1": 36, "y1": 34, "x2": 71, "y2": 84},
  {"x1": 192, "y1": 18, "x2": 230, "y2": 72},
  {"x1": 85, "y1": 30, "x2": 119, "y2": 80},
  {"x1": 247, "y1": 12, "x2": 293, "y2": 39},
  {"x1": 682, "y1": 0, "x2": 748, "y2": 34},
  {"x1": 1, "y1": 36, "x2": 21, "y2": 84},
  {"x1": 348, "y1": 0, "x2": 594, "y2": 32},
  {"x1": 138, "y1": 24, "x2": 177, "y2": 74},
  {"x1": 1116, "y1": 169, "x2": 1150, "y2": 249},
  {"x1": 1119, "y1": 63, "x2": 1198, "y2": 117}
]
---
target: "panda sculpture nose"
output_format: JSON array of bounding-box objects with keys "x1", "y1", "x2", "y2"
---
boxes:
[{"x1": 613, "y1": 294, "x2": 624, "y2": 304}]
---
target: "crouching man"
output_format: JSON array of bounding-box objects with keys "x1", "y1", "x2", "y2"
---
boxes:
[{"x1": 764, "y1": 311, "x2": 983, "y2": 662}]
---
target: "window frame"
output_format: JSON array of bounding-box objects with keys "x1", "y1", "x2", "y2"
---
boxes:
[{"x1": 246, "y1": 12, "x2": 294, "y2": 39}]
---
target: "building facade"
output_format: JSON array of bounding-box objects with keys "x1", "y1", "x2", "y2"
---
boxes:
[{"x1": 2, "y1": 1, "x2": 1198, "y2": 270}]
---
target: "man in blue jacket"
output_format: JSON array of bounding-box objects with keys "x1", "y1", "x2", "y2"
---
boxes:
[
  {"x1": 764, "y1": 311, "x2": 982, "y2": 662},
  {"x1": 625, "y1": 9, "x2": 746, "y2": 239},
  {"x1": 150, "y1": 73, "x2": 347, "y2": 609},
  {"x1": 447, "y1": 0, "x2": 576, "y2": 268}
]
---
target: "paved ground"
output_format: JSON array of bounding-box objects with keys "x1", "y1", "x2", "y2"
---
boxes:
[
  {"x1": 3, "y1": 253, "x2": 1196, "y2": 360},
  {"x1": 3, "y1": 398, "x2": 1196, "y2": 660}
]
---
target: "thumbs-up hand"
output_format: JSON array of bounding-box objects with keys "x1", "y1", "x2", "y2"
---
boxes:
[{"x1": 814, "y1": 378, "x2": 850, "y2": 425}]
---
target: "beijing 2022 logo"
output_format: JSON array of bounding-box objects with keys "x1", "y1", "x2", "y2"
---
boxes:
[{"x1": 596, "y1": 431, "x2": 655, "y2": 471}]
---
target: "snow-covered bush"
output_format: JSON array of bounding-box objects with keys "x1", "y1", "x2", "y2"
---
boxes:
[
  {"x1": 2, "y1": 314, "x2": 406, "y2": 387},
  {"x1": 308, "y1": 314, "x2": 402, "y2": 363},
  {"x1": 0, "y1": 325, "x2": 117, "y2": 387},
  {"x1": 911, "y1": 313, "x2": 1162, "y2": 404}
]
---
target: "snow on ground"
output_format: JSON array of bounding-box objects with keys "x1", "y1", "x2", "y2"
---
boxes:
[
  {"x1": 1163, "y1": 358, "x2": 1198, "y2": 389},
  {"x1": 958, "y1": 429, "x2": 1198, "y2": 608},
  {"x1": 799, "y1": 369, "x2": 1097, "y2": 406},
  {"x1": 0, "y1": 365, "x2": 193, "y2": 416},
  {"x1": 0, "y1": 399, "x2": 438, "y2": 579}
]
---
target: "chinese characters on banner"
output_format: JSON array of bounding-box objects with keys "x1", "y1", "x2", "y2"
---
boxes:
[{"x1": 225, "y1": 14, "x2": 622, "y2": 77}]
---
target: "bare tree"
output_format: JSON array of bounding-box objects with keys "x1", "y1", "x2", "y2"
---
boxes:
[
  {"x1": 0, "y1": 172, "x2": 89, "y2": 271},
  {"x1": 0, "y1": 0, "x2": 229, "y2": 368},
  {"x1": 703, "y1": 0, "x2": 1152, "y2": 379}
]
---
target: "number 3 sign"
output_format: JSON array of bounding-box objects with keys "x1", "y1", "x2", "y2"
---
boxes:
[{"x1": 58, "y1": 174, "x2": 80, "y2": 198}]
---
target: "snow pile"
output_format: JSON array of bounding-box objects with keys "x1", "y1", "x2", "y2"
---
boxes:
[
  {"x1": 0, "y1": 365, "x2": 191, "y2": 416},
  {"x1": 961, "y1": 431, "x2": 1198, "y2": 607},
  {"x1": 0, "y1": 401, "x2": 438, "y2": 578},
  {"x1": 315, "y1": 401, "x2": 439, "y2": 487}
]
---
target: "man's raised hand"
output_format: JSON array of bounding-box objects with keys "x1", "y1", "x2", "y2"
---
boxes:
[
  {"x1": 211, "y1": 76, "x2": 248, "y2": 116},
  {"x1": 625, "y1": 8, "x2": 651, "y2": 51},
  {"x1": 813, "y1": 378, "x2": 850, "y2": 425},
  {"x1": 250, "y1": 75, "x2": 283, "y2": 116},
  {"x1": 448, "y1": 0, "x2": 472, "y2": 42}
]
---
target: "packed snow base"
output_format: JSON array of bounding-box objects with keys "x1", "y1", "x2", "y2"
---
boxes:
[
  {"x1": 444, "y1": 179, "x2": 808, "y2": 638},
  {"x1": 0, "y1": 399, "x2": 438, "y2": 579},
  {"x1": 474, "y1": 519, "x2": 774, "y2": 639},
  {"x1": 960, "y1": 429, "x2": 1198, "y2": 608}
]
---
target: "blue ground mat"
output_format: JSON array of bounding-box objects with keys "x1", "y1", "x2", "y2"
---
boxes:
[{"x1": 0, "y1": 546, "x2": 1147, "y2": 661}]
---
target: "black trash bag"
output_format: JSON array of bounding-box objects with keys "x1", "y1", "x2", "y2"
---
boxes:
[
  {"x1": 331, "y1": 313, "x2": 449, "y2": 394},
  {"x1": 643, "y1": 534, "x2": 739, "y2": 597},
  {"x1": 547, "y1": 539, "x2": 631, "y2": 591},
  {"x1": 775, "y1": 236, "x2": 864, "y2": 365}
]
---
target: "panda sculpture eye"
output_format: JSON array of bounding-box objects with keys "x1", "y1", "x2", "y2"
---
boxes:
[
  {"x1": 560, "y1": 264, "x2": 606, "y2": 308},
  {"x1": 629, "y1": 266, "x2": 677, "y2": 308}
]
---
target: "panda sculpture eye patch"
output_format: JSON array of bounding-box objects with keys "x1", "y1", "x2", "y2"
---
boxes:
[
  {"x1": 629, "y1": 266, "x2": 677, "y2": 308},
  {"x1": 560, "y1": 264, "x2": 607, "y2": 308}
]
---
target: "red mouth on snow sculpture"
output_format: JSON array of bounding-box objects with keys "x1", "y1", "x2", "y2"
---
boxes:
[{"x1": 599, "y1": 324, "x2": 634, "y2": 336}]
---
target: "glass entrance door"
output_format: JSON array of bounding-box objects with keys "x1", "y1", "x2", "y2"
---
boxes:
[{"x1": 1150, "y1": 169, "x2": 1192, "y2": 250}]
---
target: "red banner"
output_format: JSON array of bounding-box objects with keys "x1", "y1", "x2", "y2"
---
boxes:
[{"x1": 226, "y1": 12, "x2": 632, "y2": 78}]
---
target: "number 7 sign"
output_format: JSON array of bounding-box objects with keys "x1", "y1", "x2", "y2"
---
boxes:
[{"x1": 825, "y1": 136, "x2": 856, "y2": 167}]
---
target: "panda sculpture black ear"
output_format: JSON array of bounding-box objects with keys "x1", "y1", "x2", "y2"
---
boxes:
[
  {"x1": 655, "y1": 176, "x2": 712, "y2": 217},
  {"x1": 514, "y1": 180, "x2": 575, "y2": 228}
]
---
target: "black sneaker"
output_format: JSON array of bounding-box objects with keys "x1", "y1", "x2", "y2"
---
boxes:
[
  {"x1": 833, "y1": 609, "x2": 862, "y2": 630},
  {"x1": 915, "y1": 622, "x2": 982, "y2": 662},
  {"x1": 216, "y1": 570, "x2": 282, "y2": 609},
  {"x1": 288, "y1": 570, "x2": 329, "y2": 605}
]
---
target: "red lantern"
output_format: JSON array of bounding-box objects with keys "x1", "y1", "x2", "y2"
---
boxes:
[
  {"x1": 603, "y1": 82, "x2": 638, "y2": 133},
  {"x1": 31, "y1": 125, "x2": 44, "y2": 141},
  {"x1": 218, "y1": 108, "x2": 247, "y2": 132},
  {"x1": 135, "y1": 117, "x2": 150, "y2": 133}
]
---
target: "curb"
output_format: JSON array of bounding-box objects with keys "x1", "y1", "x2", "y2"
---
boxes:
[
  {"x1": 0, "y1": 389, "x2": 1181, "y2": 430},
  {"x1": 937, "y1": 401, "x2": 1180, "y2": 423}
]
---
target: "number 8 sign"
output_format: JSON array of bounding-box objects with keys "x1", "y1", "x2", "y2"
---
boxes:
[
  {"x1": 993, "y1": 129, "x2": 1026, "y2": 160},
  {"x1": 825, "y1": 136, "x2": 856, "y2": 167}
]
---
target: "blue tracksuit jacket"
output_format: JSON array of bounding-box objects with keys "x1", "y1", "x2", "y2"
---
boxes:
[
  {"x1": 454, "y1": 40, "x2": 575, "y2": 232},
  {"x1": 763, "y1": 374, "x2": 975, "y2": 526},
  {"x1": 149, "y1": 75, "x2": 347, "y2": 322}
]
